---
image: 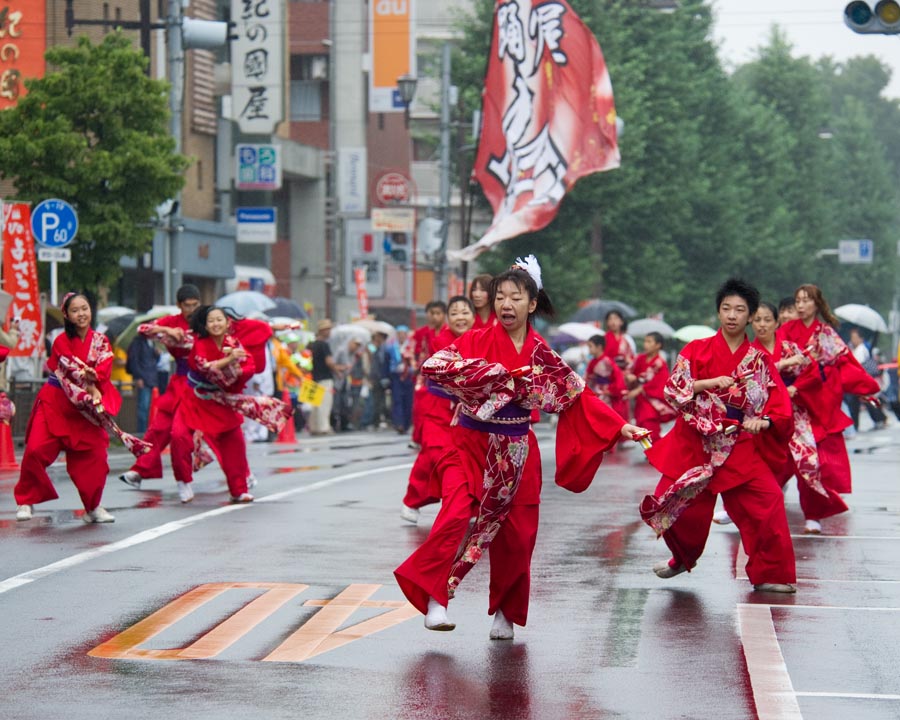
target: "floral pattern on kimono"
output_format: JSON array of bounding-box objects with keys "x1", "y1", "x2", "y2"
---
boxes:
[
  {"x1": 138, "y1": 323, "x2": 194, "y2": 352},
  {"x1": 192, "y1": 335, "x2": 293, "y2": 434},
  {"x1": 55, "y1": 333, "x2": 152, "y2": 457},
  {"x1": 639, "y1": 346, "x2": 772, "y2": 536},
  {"x1": 778, "y1": 341, "x2": 826, "y2": 497},
  {"x1": 424, "y1": 341, "x2": 584, "y2": 597},
  {"x1": 634, "y1": 355, "x2": 677, "y2": 421}
]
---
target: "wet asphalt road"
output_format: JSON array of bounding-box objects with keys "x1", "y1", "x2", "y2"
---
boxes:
[{"x1": 1, "y1": 420, "x2": 898, "y2": 720}]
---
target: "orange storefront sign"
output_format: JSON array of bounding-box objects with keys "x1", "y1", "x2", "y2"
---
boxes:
[
  {"x1": 0, "y1": 0, "x2": 46, "y2": 109},
  {"x1": 369, "y1": 0, "x2": 414, "y2": 112}
]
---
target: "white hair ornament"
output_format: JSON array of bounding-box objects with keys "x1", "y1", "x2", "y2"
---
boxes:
[{"x1": 513, "y1": 254, "x2": 543, "y2": 290}]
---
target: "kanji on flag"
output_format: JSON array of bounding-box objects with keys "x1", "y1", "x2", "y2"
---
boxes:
[{"x1": 453, "y1": 0, "x2": 619, "y2": 262}]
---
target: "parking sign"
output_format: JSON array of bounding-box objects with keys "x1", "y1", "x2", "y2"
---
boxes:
[{"x1": 31, "y1": 199, "x2": 78, "y2": 248}]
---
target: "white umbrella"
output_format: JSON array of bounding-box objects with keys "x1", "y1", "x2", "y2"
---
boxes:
[
  {"x1": 216, "y1": 290, "x2": 277, "y2": 317},
  {"x1": 834, "y1": 304, "x2": 888, "y2": 333},
  {"x1": 627, "y1": 318, "x2": 675, "y2": 338},
  {"x1": 353, "y1": 318, "x2": 395, "y2": 337},
  {"x1": 556, "y1": 322, "x2": 602, "y2": 342},
  {"x1": 561, "y1": 344, "x2": 590, "y2": 369},
  {"x1": 674, "y1": 325, "x2": 717, "y2": 343}
]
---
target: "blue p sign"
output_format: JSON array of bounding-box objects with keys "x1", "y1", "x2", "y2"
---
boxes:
[{"x1": 31, "y1": 199, "x2": 78, "y2": 248}]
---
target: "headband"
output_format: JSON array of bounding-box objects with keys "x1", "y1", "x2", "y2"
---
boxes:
[{"x1": 60, "y1": 292, "x2": 78, "y2": 310}]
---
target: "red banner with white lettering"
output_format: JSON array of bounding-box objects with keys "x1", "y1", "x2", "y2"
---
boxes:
[
  {"x1": 2, "y1": 202, "x2": 43, "y2": 357},
  {"x1": 0, "y1": 0, "x2": 47, "y2": 110},
  {"x1": 354, "y1": 267, "x2": 369, "y2": 319},
  {"x1": 455, "y1": 0, "x2": 619, "y2": 261}
]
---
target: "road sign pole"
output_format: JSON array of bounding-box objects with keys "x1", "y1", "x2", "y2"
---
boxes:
[{"x1": 50, "y1": 260, "x2": 58, "y2": 306}]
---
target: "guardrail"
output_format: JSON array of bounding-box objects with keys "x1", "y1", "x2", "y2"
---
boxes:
[{"x1": 6, "y1": 380, "x2": 141, "y2": 439}]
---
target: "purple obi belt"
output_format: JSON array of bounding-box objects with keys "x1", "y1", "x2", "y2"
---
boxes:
[
  {"x1": 458, "y1": 403, "x2": 531, "y2": 437},
  {"x1": 175, "y1": 357, "x2": 190, "y2": 376},
  {"x1": 426, "y1": 380, "x2": 455, "y2": 401},
  {"x1": 47, "y1": 375, "x2": 62, "y2": 389},
  {"x1": 725, "y1": 405, "x2": 745, "y2": 423}
]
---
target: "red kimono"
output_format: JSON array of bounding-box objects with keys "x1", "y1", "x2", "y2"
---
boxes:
[
  {"x1": 15, "y1": 330, "x2": 123, "y2": 512},
  {"x1": 630, "y1": 352, "x2": 675, "y2": 441},
  {"x1": 778, "y1": 318, "x2": 879, "y2": 502},
  {"x1": 604, "y1": 331, "x2": 635, "y2": 370},
  {"x1": 170, "y1": 334, "x2": 257, "y2": 497},
  {"x1": 472, "y1": 311, "x2": 497, "y2": 330},
  {"x1": 640, "y1": 331, "x2": 796, "y2": 586},
  {"x1": 402, "y1": 327, "x2": 461, "y2": 509},
  {"x1": 395, "y1": 323, "x2": 625, "y2": 626},
  {"x1": 586, "y1": 355, "x2": 629, "y2": 421},
  {"x1": 130, "y1": 312, "x2": 194, "y2": 479},
  {"x1": 752, "y1": 337, "x2": 846, "y2": 521},
  {"x1": 409, "y1": 325, "x2": 445, "y2": 445}
]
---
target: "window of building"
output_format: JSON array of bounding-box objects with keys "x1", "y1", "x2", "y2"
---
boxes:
[{"x1": 290, "y1": 55, "x2": 328, "y2": 122}]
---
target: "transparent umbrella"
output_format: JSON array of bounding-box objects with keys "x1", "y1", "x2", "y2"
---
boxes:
[
  {"x1": 627, "y1": 318, "x2": 675, "y2": 338},
  {"x1": 674, "y1": 325, "x2": 716, "y2": 343},
  {"x1": 216, "y1": 291, "x2": 277, "y2": 317}
]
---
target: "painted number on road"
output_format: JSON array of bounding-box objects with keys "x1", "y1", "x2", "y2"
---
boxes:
[{"x1": 88, "y1": 583, "x2": 417, "y2": 662}]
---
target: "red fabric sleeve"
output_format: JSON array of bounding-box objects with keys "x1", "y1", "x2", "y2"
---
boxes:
[
  {"x1": 232, "y1": 318, "x2": 273, "y2": 372},
  {"x1": 555, "y1": 391, "x2": 625, "y2": 493}
]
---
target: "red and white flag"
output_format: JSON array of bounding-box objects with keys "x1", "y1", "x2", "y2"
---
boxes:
[{"x1": 453, "y1": 0, "x2": 619, "y2": 262}]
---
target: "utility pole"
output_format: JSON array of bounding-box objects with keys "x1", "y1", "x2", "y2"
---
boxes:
[
  {"x1": 436, "y1": 42, "x2": 452, "y2": 301},
  {"x1": 165, "y1": 0, "x2": 184, "y2": 305}
]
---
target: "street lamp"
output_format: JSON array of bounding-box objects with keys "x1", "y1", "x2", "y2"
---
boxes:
[{"x1": 397, "y1": 74, "x2": 418, "y2": 128}]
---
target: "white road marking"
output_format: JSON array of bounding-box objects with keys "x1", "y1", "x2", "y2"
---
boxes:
[
  {"x1": 0, "y1": 462, "x2": 413, "y2": 596},
  {"x1": 794, "y1": 692, "x2": 900, "y2": 701},
  {"x1": 737, "y1": 603, "x2": 803, "y2": 720}
]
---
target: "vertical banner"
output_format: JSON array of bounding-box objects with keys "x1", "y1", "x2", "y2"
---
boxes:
[
  {"x1": 2, "y1": 202, "x2": 42, "y2": 358},
  {"x1": 0, "y1": 0, "x2": 47, "y2": 110},
  {"x1": 354, "y1": 266, "x2": 369, "y2": 319},
  {"x1": 453, "y1": 0, "x2": 619, "y2": 261},
  {"x1": 231, "y1": 0, "x2": 284, "y2": 134},
  {"x1": 369, "y1": 0, "x2": 415, "y2": 113}
]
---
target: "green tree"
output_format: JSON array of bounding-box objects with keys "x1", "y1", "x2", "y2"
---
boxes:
[{"x1": 0, "y1": 33, "x2": 188, "y2": 290}]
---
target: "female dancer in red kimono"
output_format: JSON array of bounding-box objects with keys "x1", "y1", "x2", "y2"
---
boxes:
[
  {"x1": 626, "y1": 332, "x2": 675, "y2": 442},
  {"x1": 15, "y1": 293, "x2": 151, "y2": 523},
  {"x1": 469, "y1": 273, "x2": 496, "y2": 329},
  {"x1": 777, "y1": 284, "x2": 879, "y2": 534},
  {"x1": 170, "y1": 306, "x2": 291, "y2": 503},
  {"x1": 603, "y1": 310, "x2": 635, "y2": 371},
  {"x1": 640, "y1": 279, "x2": 797, "y2": 593},
  {"x1": 395, "y1": 256, "x2": 643, "y2": 639},
  {"x1": 400, "y1": 296, "x2": 476, "y2": 524}
]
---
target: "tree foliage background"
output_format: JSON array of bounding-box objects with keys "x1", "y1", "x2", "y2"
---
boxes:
[
  {"x1": 453, "y1": 0, "x2": 900, "y2": 329},
  {"x1": 0, "y1": 33, "x2": 188, "y2": 291}
]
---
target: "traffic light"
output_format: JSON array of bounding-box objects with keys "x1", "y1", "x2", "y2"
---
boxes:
[
  {"x1": 844, "y1": 1, "x2": 900, "y2": 34},
  {"x1": 182, "y1": 18, "x2": 233, "y2": 50}
]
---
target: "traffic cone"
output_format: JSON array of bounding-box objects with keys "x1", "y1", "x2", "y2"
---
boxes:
[
  {"x1": 147, "y1": 387, "x2": 160, "y2": 428},
  {"x1": 275, "y1": 389, "x2": 297, "y2": 445},
  {"x1": 0, "y1": 420, "x2": 19, "y2": 471}
]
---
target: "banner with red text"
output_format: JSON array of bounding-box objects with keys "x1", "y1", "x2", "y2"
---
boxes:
[
  {"x1": 0, "y1": 0, "x2": 47, "y2": 110},
  {"x1": 454, "y1": 0, "x2": 618, "y2": 262},
  {"x1": 354, "y1": 266, "x2": 369, "y2": 319},
  {"x1": 2, "y1": 202, "x2": 43, "y2": 357}
]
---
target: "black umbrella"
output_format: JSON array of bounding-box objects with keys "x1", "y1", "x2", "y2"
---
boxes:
[
  {"x1": 104, "y1": 313, "x2": 137, "y2": 341},
  {"x1": 569, "y1": 299, "x2": 638, "y2": 324},
  {"x1": 264, "y1": 297, "x2": 308, "y2": 320}
]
